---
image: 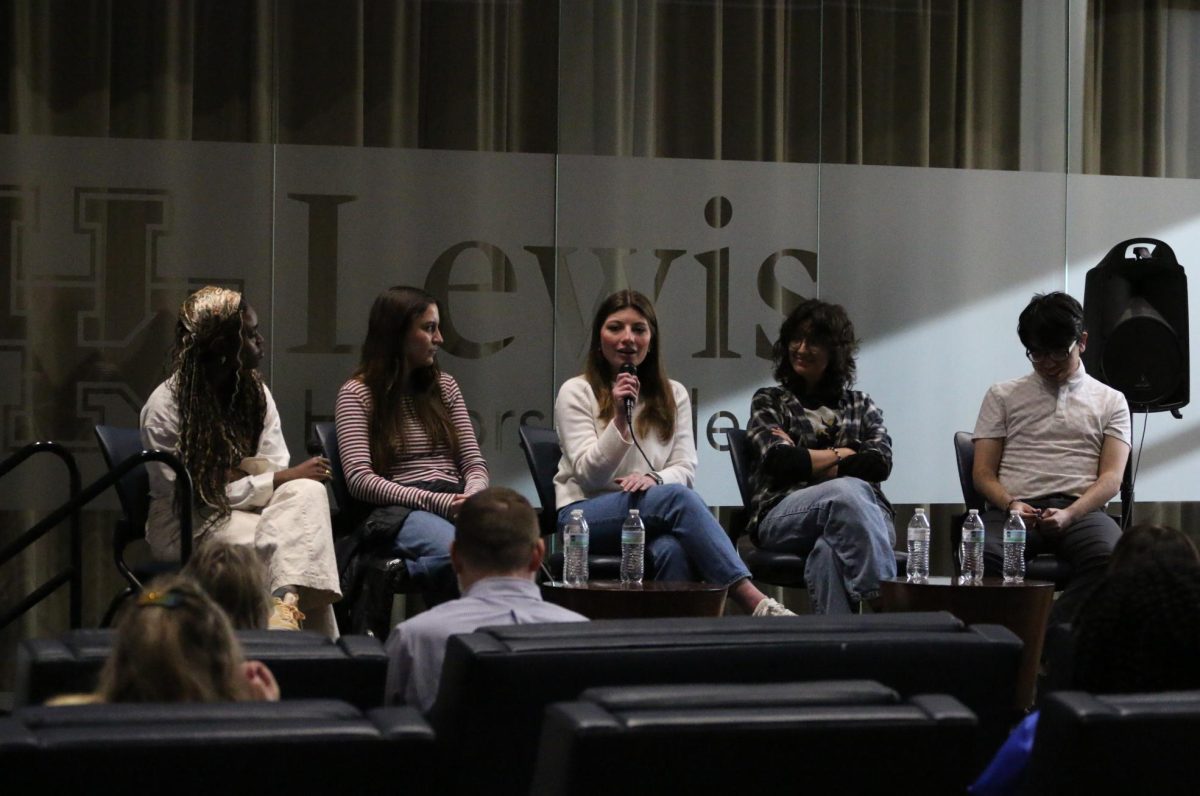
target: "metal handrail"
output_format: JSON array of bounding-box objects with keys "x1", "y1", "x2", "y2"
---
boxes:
[
  {"x1": 0, "y1": 447, "x2": 193, "y2": 629},
  {"x1": 0, "y1": 441, "x2": 81, "y2": 627}
]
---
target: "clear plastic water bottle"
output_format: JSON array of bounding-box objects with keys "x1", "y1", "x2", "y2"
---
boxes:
[
  {"x1": 960, "y1": 508, "x2": 985, "y2": 585},
  {"x1": 1003, "y1": 510, "x2": 1026, "y2": 583},
  {"x1": 562, "y1": 509, "x2": 589, "y2": 587},
  {"x1": 906, "y1": 508, "x2": 931, "y2": 582},
  {"x1": 620, "y1": 509, "x2": 646, "y2": 584}
]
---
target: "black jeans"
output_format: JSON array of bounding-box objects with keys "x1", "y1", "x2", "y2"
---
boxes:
[{"x1": 981, "y1": 496, "x2": 1120, "y2": 626}]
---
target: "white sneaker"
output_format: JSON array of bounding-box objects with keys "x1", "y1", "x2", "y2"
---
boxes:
[{"x1": 752, "y1": 597, "x2": 796, "y2": 617}]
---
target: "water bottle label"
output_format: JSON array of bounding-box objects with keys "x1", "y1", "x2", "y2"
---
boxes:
[
  {"x1": 621, "y1": 530, "x2": 645, "y2": 545},
  {"x1": 963, "y1": 529, "x2": 984, "y2": 543},
  {"x1": 908, "y1": 529, "x2": 930, "y2": 542},
  {"x1": 1003, "y1": 530, "x2": 1026, "y2": 543},
  {"x1": 565, "y1": 532, "x2": 588, "y2": 547}
]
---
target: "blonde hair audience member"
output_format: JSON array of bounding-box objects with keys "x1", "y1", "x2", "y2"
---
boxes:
[
  {"x1": 184, "y1": 540, "x2": 272, "y2": 630},
  {"x1": 97, "y1": 574, "x2": 279, "y2": 703}
]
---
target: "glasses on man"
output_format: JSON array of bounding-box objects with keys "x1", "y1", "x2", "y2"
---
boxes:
[
  {"x1": 1025, "y1": 341, "x2": 1077, "y2": 364},
  {"x1": 788, "y1": 336, "x2": 826, "y2": 353}
]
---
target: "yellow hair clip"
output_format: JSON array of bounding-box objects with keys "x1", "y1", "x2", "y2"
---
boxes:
[{"x1": 137, "y1": 589, "x2": 186, "y2": 608}]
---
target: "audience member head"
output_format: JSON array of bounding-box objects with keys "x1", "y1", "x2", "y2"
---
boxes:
[
  {"x1": 451, "y1": 487, "x2": 544, "y2": 587},
  {"x1": 773, "y1": 298, "x2": 859, "y2": 397},
  {"x1": 1108, "y1": 523, "x2": 1200, "y2": 574},
  {"x1": 98, "y1": 574, "x2": 257, "y2": 703},
  {"x1": 583, "y1": 289, "x2": 675, "y2": 441},
  {"x1": 169, "y1": 285, "x2": 268, "y2": 518},
  {"x1": 1072, "y1": 560, "x2": 1200, "y2": 694},
  {"x1": 183, "y1": 540, "x2": 271, "y2": 630},
  {"x1": 353, "y1": 285, "x2": 456, "y2": 471}
]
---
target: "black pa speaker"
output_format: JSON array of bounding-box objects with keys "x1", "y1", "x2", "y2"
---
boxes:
[{"x1": 1082, "y1": 238, "x2": 1189, "y2": 413}]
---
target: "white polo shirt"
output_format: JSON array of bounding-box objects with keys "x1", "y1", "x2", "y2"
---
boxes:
[{"x1": 973, "y1": 364, "x2": 1131, "y2": 501}]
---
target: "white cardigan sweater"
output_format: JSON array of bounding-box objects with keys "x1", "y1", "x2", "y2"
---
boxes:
[{"x1": 553, "y1": 375, "x2": 697, "y2": 509}]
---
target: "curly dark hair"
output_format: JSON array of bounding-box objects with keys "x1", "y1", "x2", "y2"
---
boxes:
[
  {"x1": 772, "y1": 298, "x2": 859, "y2": 396},
  {"x1": 1072, "y1": 560, "x2": 1200, "y2": 694},
  {"x1": 1108, "y1": 523, "x2": 1200, "y2": 574}
]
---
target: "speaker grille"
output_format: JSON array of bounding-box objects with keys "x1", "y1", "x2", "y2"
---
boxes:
[{"x1": 1102, "y1": 317, "x2": 1184, "y2": 405}]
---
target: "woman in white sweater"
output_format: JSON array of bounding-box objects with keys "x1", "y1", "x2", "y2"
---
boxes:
[{"x1": 553, "y1": 289, "x2": 791, "y2": 616}]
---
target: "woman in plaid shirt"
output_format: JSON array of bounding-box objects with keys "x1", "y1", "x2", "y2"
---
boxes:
[{"x1": 746, "y1": 299, "x2": 897, "y2": 613}]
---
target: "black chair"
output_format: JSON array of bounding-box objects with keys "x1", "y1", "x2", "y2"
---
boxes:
[
  {"x1": 726, "y1": 427, "x2": 808, "y2": 586},
  {"x1": 726, "y1": 427, "x2": 905, "y2": 588},
  {"x1": 312, "y1": 421, "x2": 368, "y2": 536},
  {"x1": 312, "y1": 421, "x2": 424, "y2": 637},
  {"x1": 952, "y1": 431, "x2": 1073, "y2": 586},
  {"x1": 517, "y1": 423, "x2": 620, "y2": 580},
  {"x1": 94, "y1": 425, "x2": 179, "y2": 626},
  {"x1": 1027, "y1": 689, "x2": 1200, "y2": 794},
  {"x1": 532, "y1": 681, "x2": 979, "y2": 795},
  {"x1": 15, "y1": 628, "x2": 390, "y2": 710},
  {"x1": 431, "y1": 612, "x2": 1023, "y2": 793},
  {"x1": 0, "y1": 699, "x2": 434, "y2": 795}
]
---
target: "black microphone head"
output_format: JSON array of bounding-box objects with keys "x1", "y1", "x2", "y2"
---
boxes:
[{"x1": 619, "y1": 363, "x2": 637, "y2": 376}]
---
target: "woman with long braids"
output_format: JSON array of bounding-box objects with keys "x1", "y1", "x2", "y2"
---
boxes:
[
  {"x1": 335, "y1": 286, "x2": 488, "y2": 634},
  {"x1": 554, "y1": 289, "x2": 792, "y2": 616},
  {"x1": 141, "y1": 286, "x2": 340, "y2": 637}
]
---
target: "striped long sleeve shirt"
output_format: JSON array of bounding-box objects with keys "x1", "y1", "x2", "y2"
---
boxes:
[{"x1": 334, "y1": 374, "x2": 489, "y2": 518}]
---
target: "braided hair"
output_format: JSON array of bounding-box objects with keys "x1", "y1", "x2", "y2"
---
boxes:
[
  {"x1": 169, "y1": 286, "x2": 266, "y2": 521},
  {"x1": 1072, "y1": 560, "x2": 1200, "y2": 694}
]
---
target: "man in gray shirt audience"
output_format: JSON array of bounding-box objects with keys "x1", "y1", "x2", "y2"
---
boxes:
[
  {"x1": 384, "y1": 486, "x2": 587, "y2": 712},
  {"x1": 972, "y1": 292, "x2": 1131, "y2": 625}
]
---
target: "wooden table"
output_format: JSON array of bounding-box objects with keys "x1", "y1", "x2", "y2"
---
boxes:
[
  {"x1": 540, "y1": 580, "x2": 728, "y2": 619},
  {"x1": 881, "y1": 576, "x2": 1054, "y2": 709}
]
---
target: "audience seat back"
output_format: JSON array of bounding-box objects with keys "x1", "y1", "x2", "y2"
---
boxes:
[
  {"x1": 1027, "y1": 690, "x2": 1200, "y2": 795},
  {"x1": 15, "y1": 629, "x2": 388, "y2": 709},
  {"x1": 532, "y1": 681, "x2": 978, "y2": 795},
  {"x1": 0, "y1": 699, "x2": 433, "y2": 794},
  {"x1": 430, "y1": 612, "x2": 1022, "y2": 793}
]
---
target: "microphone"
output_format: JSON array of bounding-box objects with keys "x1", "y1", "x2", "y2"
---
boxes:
[{"x1": 619, "y1": 362, "x2": 637, "y2": 422}]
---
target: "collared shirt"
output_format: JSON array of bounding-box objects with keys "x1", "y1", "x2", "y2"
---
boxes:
[
  {"x1": 973, "y1": 364, "x2": 1131, "y2": 501},
  {"x1": 383, "y1": 577, "x2": 587, "y2": 713},
  {"x1": 746, "y1": 385, "x2": 893, "y2": 534}
]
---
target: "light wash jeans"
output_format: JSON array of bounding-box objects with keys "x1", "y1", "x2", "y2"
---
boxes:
[
  {"x1": 388, "y1": 509, "x2": 456, "y2": 594},
  {"x1": 558, "y1": 483, "x2": 751, "y2": 587},
  {"x1": 756, "y1": 477, "x2": 896, "y2": 614}
]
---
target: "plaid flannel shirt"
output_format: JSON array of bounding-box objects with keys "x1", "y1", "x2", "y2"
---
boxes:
[{"x1": 745, "y1": 385, "x2": 893, "y2": 537}]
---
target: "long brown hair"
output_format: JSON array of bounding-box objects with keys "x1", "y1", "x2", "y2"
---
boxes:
[
  {"x1": 98, "y1": 574, "x2": 252, "y2": 703},
  {"x1": 352, "y1": 286, "x2": 458, "y2": 472},
  {"x1": 582, "y1": 289, "x2": 676, "y2": 442},
  {"x1": 169, "y1": 286, "x2": 267, "y2": 520}
]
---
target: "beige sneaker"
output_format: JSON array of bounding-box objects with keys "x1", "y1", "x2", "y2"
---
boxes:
[
  {"x1": 752, "y1": 596, "x2": 796, "y2": 617},
  {"x1": 269, "y1": 594, "x2": 306, "y2": 631}
]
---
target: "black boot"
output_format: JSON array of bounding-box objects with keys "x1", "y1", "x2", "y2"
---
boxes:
[{"x1": 352, "y1": 556, "x2": 409, "y2": 640}]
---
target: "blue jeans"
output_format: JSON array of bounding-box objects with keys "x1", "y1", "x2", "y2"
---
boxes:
[
  {"x1": 558, "y1": 483, "x2": 751, "y2": 587},
  {"x1": 756, "y1": 477, "x2": 896, "y2": 614},
  {"x1": 389, "y1": 510, "x2": 456, "y2": 594}
]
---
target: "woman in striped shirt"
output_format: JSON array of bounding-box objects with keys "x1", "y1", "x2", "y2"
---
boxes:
[{"x1": 335, "y1": 286, "x2": 489, "y2": 612}]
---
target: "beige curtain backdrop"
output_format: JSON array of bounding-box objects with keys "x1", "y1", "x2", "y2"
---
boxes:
[{"x1": 1084, "y1": 0, "x2": 1200, "y2": 178}]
